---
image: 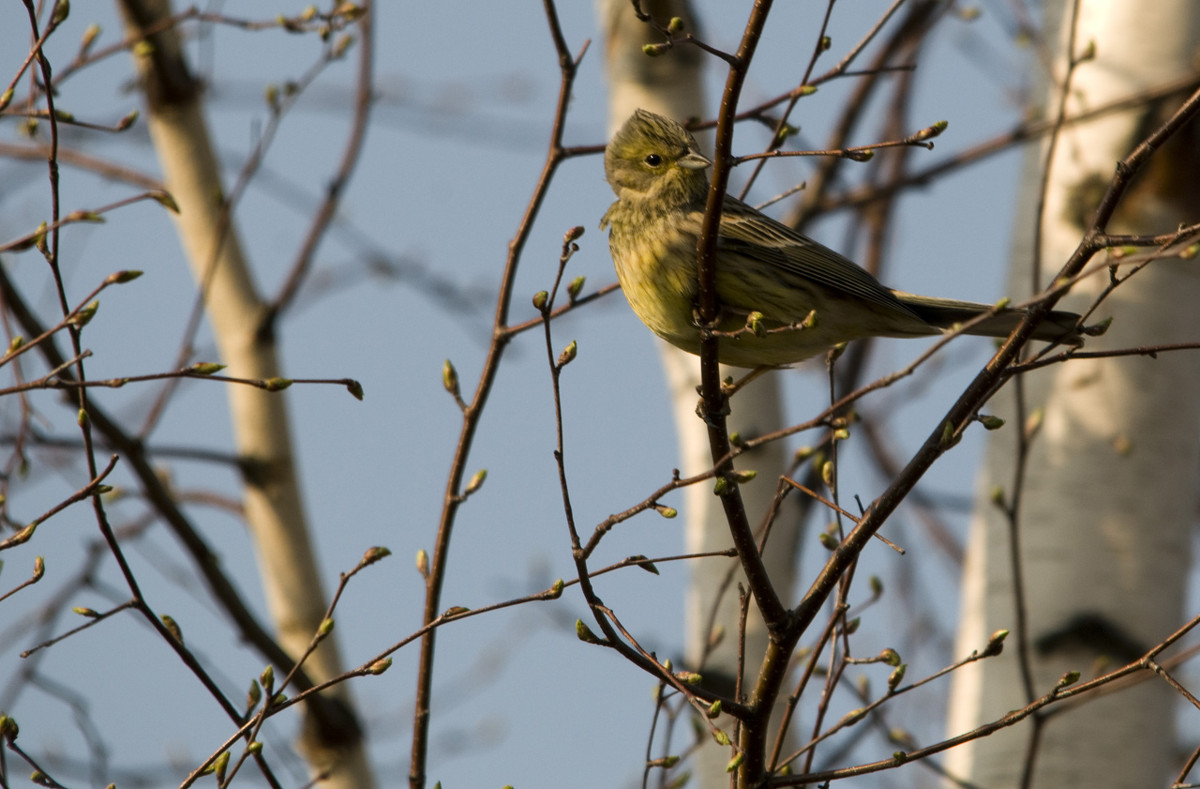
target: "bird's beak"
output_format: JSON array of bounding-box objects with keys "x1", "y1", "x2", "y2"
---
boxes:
[{"x1": 679, "y1": 151, "x2": 711, "y2": 170}]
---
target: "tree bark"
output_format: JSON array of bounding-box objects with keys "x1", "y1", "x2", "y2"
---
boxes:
[
  {"x1": 946, "y1": 0, "x2": 1200, "y2": 785},
  {"x1": 117, "y1": 1, "x2": 374, "y2": 784}
]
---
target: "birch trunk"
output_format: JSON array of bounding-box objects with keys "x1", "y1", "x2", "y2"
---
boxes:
[
  {"x1": 946, "y1": 0, "x2": 1200, "y2": 784},
  {"x1": 118, "y1": 2, "x2": 373, "y2": 785}
]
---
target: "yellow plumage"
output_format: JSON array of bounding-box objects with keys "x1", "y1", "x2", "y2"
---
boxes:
[{"x1": 601, "y1": 109, "x2": 1083, "y2": 368}]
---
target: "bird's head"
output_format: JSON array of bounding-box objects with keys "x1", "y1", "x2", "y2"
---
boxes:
[{"x1": 604, "y1": 109, "x2": 712, "y2": 208}]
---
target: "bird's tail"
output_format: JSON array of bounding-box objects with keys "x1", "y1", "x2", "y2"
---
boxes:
[{"x1": 893, "y1": 291, "x2": 1085, "y2": 346}]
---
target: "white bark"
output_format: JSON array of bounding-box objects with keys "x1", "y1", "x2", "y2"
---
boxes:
[
  {"x1": 946, "y1": 1, "x2": 1200, "y2": 785},
  {"x1": 599, "y1": 1, "x2": 800, "y2": 782},
  {"x1": 120, "y1": 2, "x2": 373, "y2": 785}
]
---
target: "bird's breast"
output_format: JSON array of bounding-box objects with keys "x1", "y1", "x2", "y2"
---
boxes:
[{"x1": 608, "y1": 215, "x2": 702, "y2": 351}]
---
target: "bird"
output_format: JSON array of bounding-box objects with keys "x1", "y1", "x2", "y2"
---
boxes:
[{"x1": 599, "y1": 109, "x2": 1084, "y2": 368}]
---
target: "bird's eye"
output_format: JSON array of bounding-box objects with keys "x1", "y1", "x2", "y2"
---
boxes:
[{"x1": 643, "y1": 153, "x2": 663, "y2": 167}]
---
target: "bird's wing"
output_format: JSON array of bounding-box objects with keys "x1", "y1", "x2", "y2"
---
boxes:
[{"x1": 714, "y1": 196, "x2": 924, "y2": 319}]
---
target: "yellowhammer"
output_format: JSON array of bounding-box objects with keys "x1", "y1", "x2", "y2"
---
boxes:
[{"x1": 600, "y1": 109, "x2": 1082, "y2": 368}]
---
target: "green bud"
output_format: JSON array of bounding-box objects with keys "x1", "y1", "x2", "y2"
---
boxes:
[
  {"x1": 978, "y1": 414, "x2": 1005, "y2": 430},
  {"x1": 707, "y1": 700, "x2": 722, "y2": 718},
  {"x1": 983, "y1": 629, "x2": 1009, "y2": 657},
  {"x1": 746, "y1": 310, "x2": 766, "y2": 337},
  {"x1": 72, "y1": 606, "x2": 100, "y2": 618},
  {"x1": 545, "y1": 578, "x2": 564, "y2": 599},
  {"x1": 567, "y1": 275, "x2": 586, "y2": 301},
  {"x1": 557, "y1": 340, "x2": 578, "y2": 367},
  {"x1": 368, "y1": 657, "x2": 393, "y2": 675},
  {"x1": 71, "y1": 300, "x2": 99, "y2": 327},
  {"x1": 189, "y1": 362, "x2": 226, "y2": 375},
  {"x1": 712, "y1": 728, "x2": 730, "y2": 746},
  {"x1": 655, "y1": 504, "x2": 677, "y2": 519},
  {"x1": 632, "y1": 555, "x2": 660, "y2": 574},
  {"x1": 415, "y1": 549, "x2": 429, "y2": 577},
  {"x1": 839, "y1": 708, "x2": 866, "y2": 726},
  {"x1": 247, "y1": 741, "x2": 263, "y2": 755},
  {"x1": 940, "y1": 420, "x2": 957, "y2": 449},
  {"x1": 318, "y1": 618, "x2": 335, "y2": 636},
  {"x1": 152, "y1": 190, "x2": 180, "y2": 213},
  {"x1": 575, "y1": 619, "x2": 603, "y2": 645},
  {"x1": 161, "y1": 614, "x2": 183, "y2": 643},
  {"x1": 532, "y1": 290, "x2": 549, "y2": 310},
  {"x1": 888, "y1": 663, "x2": 907, "y2": 692},
  {"x1": 80, "y1": 23, "x2": 100, "y2": 52},
  {"x1": 263, "y1": 377, "x2": 293, "y2": 391},
  {"x1": 65, "y1": 210, "x2": 103, "y2": 224},
  {"x1": 879, "y1": 648, "x2": 901, "y2": 666},
  {"x1": 667, "y1": 16, "x2": 684, "y2": 34},
  {"x1": 913, "y1": 120, "x2": 949, "y2": 141},
  {"x1": 463, "y1": 468, "x2": 487, "y2": 496},
  {"x1": 116, "y1": 109, "x2": 139, "y2": 131},
  {"x1": 246, "y1": 680, "x2": 262, "y2": 712},
  {"x1": 773, "y1": 124, "x2": 798, "y2": 146},
  {"x1": 725, "y1": 753, "x2": 743, "y2": 773},
  {"x1": 442, "y1": 359, "x2": 459, "y2": 398},
  {"x1": 360, "y1": 546, "x2": 390, "y2": 567},
  {"x1": 332, "y1": 33, "x2": 355, "y2": 59},
  {"x1": 1058, "y1": 670, "x2": 1080, "y2": 688},
  {"x1": 106, "y1": 269, "x2": 143, "y2": 285}
]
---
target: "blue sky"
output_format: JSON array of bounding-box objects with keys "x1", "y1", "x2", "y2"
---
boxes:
[{"x1": 0, "y1": 2, "x2": 1049, "y2": 786}]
